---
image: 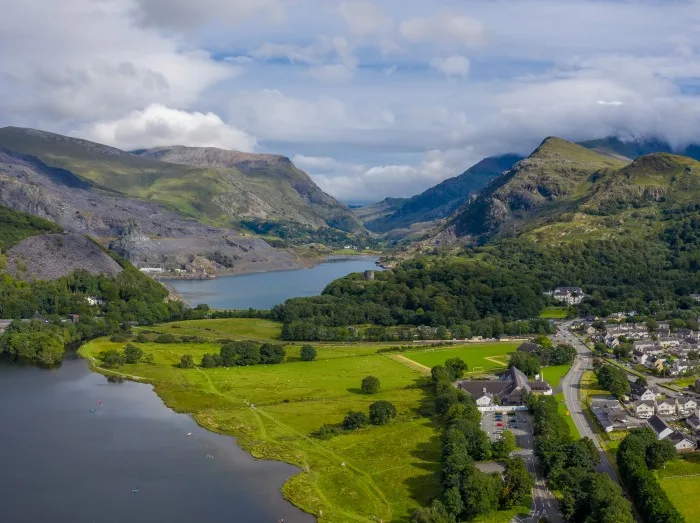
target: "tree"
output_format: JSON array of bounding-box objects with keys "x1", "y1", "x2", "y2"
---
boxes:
[
  {"x1": 635, "y1": 375, "x2": 648, "y2": 387},
  {"x1": 491, "y1": 430, "x2": 516, "y2": 460},
  {"x1": 361, "y1": 375, "x2": 381, "y2": 394},
  {"x1": 369, "y1": 400, "x2": 397, "y2": 425},
  {"x1": 500, "y1": 457, "x2": 534, "y2": 508},
  {"x1": 179, "y1": 354, "x2": 195, "y2": 368},
  {"x1": 142, "y1": 353, "x2": 155, "y2": 365},
  {"x1": 436, "y1": 325, "x2": 449, "y2": 340},
  {"x1": 645, "y1": 440, "x2": 677, "y2": 470},
  {"x1": 461, "y1": 468, "x2": 501, "y2": 519},
  {"x1": 123, "y1": 343, "x2": 144, "y2": 364},
  {"x1": 259, "y1": 343, "x2": 285, "y2": 364},
  {"x1": 343, "y1": 411, "x2": 368, "y2": 430},
  {"x1": 432, "y1": 365, "x2": 451, "y2": 383},
  {"x1": 135, "y1": 332, "x2": 149, "y2": 343},
  {"x1": 596, "y1": 365, "x2": 630, "y2": 399},
  {"x1": 508, "y1": 351, "x2": 540, "y2": 377},
  {"x1": 300, "y1": 344, "x2": 317, "y2": 361},
  {"x1": 534, "y1": 334, "x2": 553, "y2": 349},
  {"x1": 102, "y1": 349, "x2": 125, "y2": 369},
  {"x1": 155, "y1": 333, "x2": 177, "y2": 343},
  {"x1": 411, "y1": 500, "x2": 456, "y2": 523},
  {"x1": 445, "y1": 358, "x2": 468, "y2": 380}
]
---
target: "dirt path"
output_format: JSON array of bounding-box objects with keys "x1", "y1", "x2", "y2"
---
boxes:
[{"x1": 388, "y1": 354, "x2": 431, "y2": 375}]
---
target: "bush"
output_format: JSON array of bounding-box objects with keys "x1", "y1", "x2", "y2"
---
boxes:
[
  {"x1": 123, "y1": 343, "x2": 144, "y2": 364},
  {"x1": 142, "y1": 353, "x2": 155, "y2": 365},
  {"x1": 155, "y1": 333, "x2": 177, "y2": 344},
  {"x1": 110, "y1": 333, "x2": 127, "y2": 343},
  {"x1": 135, "y1": 332, "x2": 149, "y2": 343},
  {"x1": 361, "y1": 375, "x2": 381, "y2": 394},
  {"x1": 300, "y1": 344, "x2": 317, "y2": 361},
  {"x1": 220, "y1": 341, "x2": 260, "y2": 366},
  {"x1": 260, "y1": 343, "x2": 285, "y2": 364},
  {"x1": 179, "y1": 354, "x2": 195, "y2": 368},
  {"x1": 312, "y1": 424, "x2": 342, "y2": 440},
  {"x1": 343, "y1": 411, "x2": 368, "y2": 430},
  {"x1": 201, "y1": 353, "x2": 220, "y2": 368},
  {"x1": 369, "y1": 400, "x2": 397, "y2": 425}
]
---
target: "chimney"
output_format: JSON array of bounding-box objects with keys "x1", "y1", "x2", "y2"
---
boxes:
[{"x1": 483, "y1": 387, "x2": 487, "y2": 394}]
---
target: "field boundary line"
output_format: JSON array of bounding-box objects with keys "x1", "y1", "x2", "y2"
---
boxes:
[
  {"x1": 484, "y1": 356, "x2": 509, "y2": 367},
  {"x1": 660, "y1": 473, "x2": 700, "y2": 479},
  {"x1": 388, "y1": 354, "x2": 431, "y2": 375}
]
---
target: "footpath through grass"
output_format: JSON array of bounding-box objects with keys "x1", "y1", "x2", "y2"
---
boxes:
[{"x1": 80, "y1": 320, "x2": 444, "y2": 522}]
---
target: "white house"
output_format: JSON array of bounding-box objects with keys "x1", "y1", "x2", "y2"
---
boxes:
[
  {"x1": 475, "y1": 390, "x2": 494, "y2": 407},
  {"x1": 671, "y1": 360, "x2": 694, "y2": 376},
  {"x1": 552, "y1": 287, "x2": 585, "y2": 305},
  {"x1": 634, "y1": 401, "x2": 656, "y2": 419},
  {"x1": 677, "y1": 398, "x2": 698, "y2": 416},
  {"x1": 668, "y1": 431, "x2": 696, "y2": 452},
  {"x1": 630, "y1": 383, "x2": 658, "y2": 402},
  {"x1": 657, "y1": 398, "x2": 678, "y2": 417},
  {"x1": 660, "y1": 337, "x2": 681, "y2": 348},
  {"x1": 139, "y1": 267, "x2": 164, "y2": 274},
  {"x1": 632, "y1": 351, "x2": 649, "y2": 365},
  {"x1": 686, "y1": 415, "x2": 700, "y2": 433},
  {"x1": 648, "y1": 415, "x2": 674, "y2": 440}
]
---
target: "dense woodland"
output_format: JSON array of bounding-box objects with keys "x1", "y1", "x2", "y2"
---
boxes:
[
  {"x1": 0, "y1": 265, "x2": 187, "y2": 366},
  {"x1": 273, "y1": 217, "x2": 700, "y2": 335}
]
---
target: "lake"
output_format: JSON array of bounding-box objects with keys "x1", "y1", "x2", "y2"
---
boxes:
[
  {"x1": 0, "y1": 358, "x2": 314, "y2": 523},
  {"x1": 169, "y1": 256, "x2": 380, "y2": 309}
]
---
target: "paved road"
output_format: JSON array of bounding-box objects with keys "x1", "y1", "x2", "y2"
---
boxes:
[{"x1": 558, "y1": 323, "x2": 618, "y2": 482}]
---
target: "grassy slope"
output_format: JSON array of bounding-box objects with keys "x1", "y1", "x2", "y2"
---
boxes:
[{"x1": 0, "y1": 205, "x2": 63, "y2": 251}]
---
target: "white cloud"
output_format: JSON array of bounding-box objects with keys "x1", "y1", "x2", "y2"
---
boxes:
[
  {"x1": 338, "y1": 0, "x2": 392, "y2": 37},
  {"x1": 80, "y1": 104, "x2": 257, "y2": 151},
  {"x1": 400, "y1": 12, "x2": 487, "y2": 47},
  {"x1": 430, "y1": 55, "x2": 471, "y2": 79}
]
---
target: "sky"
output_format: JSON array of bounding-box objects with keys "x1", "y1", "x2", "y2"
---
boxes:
[{"x1": 2, "y1": 0, "x2": 700, "y2": 203}]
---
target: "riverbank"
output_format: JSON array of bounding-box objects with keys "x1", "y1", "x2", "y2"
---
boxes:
[{"x1": 78, "y1": 320, "x2": 442, "y2": 522}]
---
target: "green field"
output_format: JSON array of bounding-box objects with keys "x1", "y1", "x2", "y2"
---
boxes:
[
  {"x1": 657, "y1": 454, "x2": 700, "y2": 521},
  {"x1": 539, "y1": 307, "x2": 570, "y2": 319},
  {"x1": 402, "y1": 342, "x2": 520, "y2": 373},
  {"x1": 541, "y1": 364, "x2": 571, "y2": 388},
  {"x1": 78, "y1": 320, "x2": 528, "y2": 522}
]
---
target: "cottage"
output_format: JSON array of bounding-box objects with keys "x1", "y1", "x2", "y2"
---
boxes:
[
  {"x1": 677, "y1": 398, "x2": 698, "y2": 416},
  {"x1": 657, "y1": 398, "x2": 678, "y2": 417},
  {"x1": 591, "y1": 398, "x2": 627, "y2": 433},
  {"x1": 552, "y1": 287, "x2": 585, "y2": 305},
  {"x1": 660, "y1": 337, "x2": 681, "y2": 348},
  {"x1": 86, "y1": 296, "x2": 105, "y2": 306},
  {"x1": 667, "y1": 431, "x2": 696, "y2": 452},
  {"x1": 671, "y1": 359, "x2": 694, "y2": 376},
  {"x1": 634, "y1": 401, "x2": 656, "y2": 419},
  {"x1": 648, "y1": 415, "x2": 674, "y2": 440},
  {"x1": 139, "y1": 267, "x2": 164, "y2": 274},
  {"x1": 633, "y1": 339, "x2": 658, "y2": 352}
]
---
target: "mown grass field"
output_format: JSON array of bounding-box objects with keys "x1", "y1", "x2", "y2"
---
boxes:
[
  {"x1": 145, "y1": 318, "x2": 283, "y2": 340},
  {"x1": 402, "y1": 342, "x2": 520, "y2": 373},
  {"x1": 656, "y1": 453, "x2": 700, "y2": 522},
  {"x1": 539, "y1": 307, "x2": 569, "y2": 319}
]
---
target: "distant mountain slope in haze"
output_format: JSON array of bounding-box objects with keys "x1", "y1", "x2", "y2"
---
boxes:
[
  {"x1": 452, "y1": 137, "x2": 628, "y2": 239},
  {"x1": 352, "y1": 197, "x2": 407, "y2": 225},
  {"x1": 578, "y1": 136, "x2": 700, "y2": 162},
  {"x1": 0, "y1": 127, "x2": 363, "y2": 234},
  {"x1": 364, "y1": 154, "x2": 522, "y2": 233}
]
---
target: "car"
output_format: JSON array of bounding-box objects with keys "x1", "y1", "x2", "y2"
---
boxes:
[
  {"x1": 496, "y1": 422, "x2": 504, "y2": 427},
  {"x1": 510, "y1": 424, "x2": 519, "y2": 429}
]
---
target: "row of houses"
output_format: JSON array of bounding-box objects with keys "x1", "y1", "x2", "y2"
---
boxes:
[{"x1": 629, "y1": 382, "x2": 697, "y2": 419}]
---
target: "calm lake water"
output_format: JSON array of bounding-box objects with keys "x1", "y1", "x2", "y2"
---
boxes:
[
  {"x1": 0, "y1": 358, "x2": 314, "y2": 523},
  {"x1": 169, "y1": 256, "x2": 380, "y2": 309}
]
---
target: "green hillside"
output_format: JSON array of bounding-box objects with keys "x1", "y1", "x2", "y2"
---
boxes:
[
  {"x1": 0, "y1": 205, "x2": 62, "y2": 251},
  {"x1": 0, "y1": 127, "x2": 363, "y2": 236},
  {"x1": 453, "y1": 137, "x2": 628, "y2": 239}
]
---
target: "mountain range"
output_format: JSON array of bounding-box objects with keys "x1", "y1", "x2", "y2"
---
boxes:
[
  {"x1": 0, "y1": 127, "x2": 364, "y2": 274},
  {"x1": 356, "y1": 135, "x2": 700, "y2": 238}
]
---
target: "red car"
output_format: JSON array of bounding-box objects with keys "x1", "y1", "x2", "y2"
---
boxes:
[{"x1": 496, "y1": 422, "x2": 504, "y2": 427}]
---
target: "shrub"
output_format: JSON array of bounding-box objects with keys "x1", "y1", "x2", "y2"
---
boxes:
[
  {"x1": 154, "y1": 333, "x2": 177, "y2": 344},
  {"x1": 102, "y1": 349, "x2": 125, "y2": 369},
  {"x1": 343, "y1": 411, "x2": 368, "y2": 430},
  {"x1": 260, "y1": 343, "x2": 285, "y2": 364},
  {"x1": 201, "y1": 353, "x2": 220, "y2": 368},
  {"x1": 110, "y1": 333, "x2": 127, "y2": 343},
  {"x1": 300, "y1": 344, "x2": 317, "y2": 361},
  {"x1": 361, "y1": 375, "x2": 381, "y2": 394},
  {"x1": 135, "y1": 332, "x2": 149, "y2": 343},
  {"x1": 369, "y1": 400, "x2": 397, "y2": 425},
  {"x1": 179, "y1": 354, "x2": 195, "y2": 368}
]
